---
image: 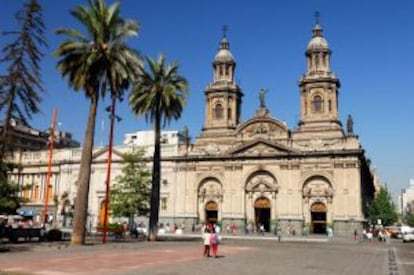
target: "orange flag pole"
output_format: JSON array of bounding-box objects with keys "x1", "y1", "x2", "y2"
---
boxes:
[{"x1": 43, "y1": 107, "x2": 57, "y2": 227}]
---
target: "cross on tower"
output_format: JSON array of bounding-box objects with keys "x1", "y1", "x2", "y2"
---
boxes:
[
  {"x1": 222, "y1": 25, "x2": 228, "y2": 38},
  {"x1": 314, "y1": 11, "x2": 320, "y2": 24}
]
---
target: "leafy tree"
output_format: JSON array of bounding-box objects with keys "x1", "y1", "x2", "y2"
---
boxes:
[
  {"x1": 0, "y1": 0, "x2": 47, "y2": 160},
  {"x1": 0, "y1": 162, "x2": 27, "y2": 214},
  {"x1": 405, "y1": 214, "x2": 414, "y2": 227},
  {"x1": 110, "y1": 150, "x2": 151, "y2": 219},
  {"x1": 369, "y1": 186, "x2": 398, "y2": 226},
  {"x1": 129, "y1": 55, "x2": 189, "y2": 241},
  {"x1": 54, "y1": 0, "x2": 141, "y2": 245}
]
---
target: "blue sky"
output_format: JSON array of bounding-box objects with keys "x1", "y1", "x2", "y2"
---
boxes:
[{"x1": 1, "y1": 0, "x2": 413, "y2": 196}]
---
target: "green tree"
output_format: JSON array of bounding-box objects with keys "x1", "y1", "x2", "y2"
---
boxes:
[
  {"x1": 129, "y1": 55, "x2": 189, "y2": 241},
  {"x1": 0, "y1": 162, "x2": 27, "y2": 214},
  {"x1": 110, "y1": 150, "x2": 151, "y2": 219},
  {"x1": 0, "y1": 0, "x2": 47, "y2": 160},
  {"x1": 405, "y1": 214, "x2": 414, "y2": 227},
  {"x1": 369, "y1": 186, "x2": 398, "y2": 226},
  {"x1": 54, "y1": 0, "x2": 141, "y2": 245}
]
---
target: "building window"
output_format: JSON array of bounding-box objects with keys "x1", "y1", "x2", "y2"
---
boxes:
[
  {"x1": 312, "y1": 95, "x2": 323, "y2": 113},
  {"x1": 34, "y1": 185, "x2": 39, "y2": 200},
  {"x1": 228, "y1": 107, "x2": 232, "y2": 120},
  {"x1": 214, "y1": 103, "x2": 223, "y2": 119},
  {"x1": 161, "y1": 198, "x2": 167, "y2": 210},
  {"x1": 47, "y1": 185, "x2": 53, "y2": 201},
  {"x1": 23, "y1": 188, "x2": 30, "y2": 200}
]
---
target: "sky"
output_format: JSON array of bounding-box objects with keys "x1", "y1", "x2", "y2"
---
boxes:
[{"x1": 0, "y1": 0, "x2": 413, "y2": 196}]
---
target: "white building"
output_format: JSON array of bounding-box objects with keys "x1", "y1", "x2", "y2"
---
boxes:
[
  {"x1": 8, "y1": 130, "x2": 184, "y2": 228},
  {"x1": 400, "y1": 179, "x2": 414, "y2": 216}
]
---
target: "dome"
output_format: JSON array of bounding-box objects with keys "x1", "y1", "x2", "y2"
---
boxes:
[
  {"x1": 307, "y1": 36, "x2": 329, "y2": 50},
  {"x1": 214, "y1": 48, "x2": 234, "y2": 63},
  {"x1": 214, "y1": 37, "x2": 234, "y2": 63},
  {"x1": 306, "y1": 23, "x2": 329, "y2": 51}
]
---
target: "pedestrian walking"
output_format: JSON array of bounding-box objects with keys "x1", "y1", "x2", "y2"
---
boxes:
[{"x1": 259, "y1": 224, "x2": 265, "y2": 235}]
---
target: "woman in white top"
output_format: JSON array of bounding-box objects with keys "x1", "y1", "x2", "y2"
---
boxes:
[{"x1": 202, "y1": 225, "x2": 212, "y2": 257}]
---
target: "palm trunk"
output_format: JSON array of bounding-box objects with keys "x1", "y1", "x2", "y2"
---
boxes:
[
  {"x1": 148, "y1": 112, "x2": 161, "y2": 241},
  {"x1": 71, "y1": 90, "x2": 98, "y2": 245},
  {"x1": 0, "y1": 88, "x2": 16, "y2": 162}
]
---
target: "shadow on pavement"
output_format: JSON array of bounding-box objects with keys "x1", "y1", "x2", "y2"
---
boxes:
[{"x1": 0, "y1": 244, "x2": 32, "y2": 253}]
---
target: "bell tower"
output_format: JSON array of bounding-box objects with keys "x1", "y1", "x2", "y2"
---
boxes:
[
  {"x1": 201, "y1": 27, "x2": 243, "y2": 136},
  {"x1": 297, "y1": 17, "x2": 343, "y2": 137}
]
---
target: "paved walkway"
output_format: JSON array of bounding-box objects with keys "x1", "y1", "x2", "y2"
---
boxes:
[{"x1": 0, "y1": 233, "x2": 409, "y2": 275}]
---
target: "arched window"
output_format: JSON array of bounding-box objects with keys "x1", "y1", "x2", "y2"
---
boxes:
[
  {"x1": 312, "y1": 95, "x2": 323, "y2": 113},
  {"x1": 214, "y1": 103, "x2": 223, "y2": 119}
]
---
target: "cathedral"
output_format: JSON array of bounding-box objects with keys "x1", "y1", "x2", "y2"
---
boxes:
[
  {"x1": 160, "y1": 21, "x2": 377, "y2": 235},
  {"x1": 10, "y1": 21, "x2": 378, "y2": 236}
]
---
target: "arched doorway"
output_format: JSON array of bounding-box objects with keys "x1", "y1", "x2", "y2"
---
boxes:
[
  {"x1": 311, "y1": 202, "x2": 327, "y2": 234},
  {"x1": 205, "y1": 201, "x2": 218, "y2": 224},
  {"x1": 254, "y1": 197, "x2": 271, "y2": 232}
]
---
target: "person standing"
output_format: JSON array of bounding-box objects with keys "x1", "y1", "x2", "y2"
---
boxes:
[
  {"x1": 210, "y1": 226, "x2": 219, "y2": 258},
  {"x1": 277, "y1": 224, "x2": 282, "y2": 242},
  {"x1": 202, "y1": 225, "x2": 212, "y2": 257}
]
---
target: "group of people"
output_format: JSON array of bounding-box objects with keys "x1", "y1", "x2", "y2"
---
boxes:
[
  {"x1": 360, "y1": 228, "x2": 391, "y2": 243},
  {"x1": 202, "y1": 223, "x2": 221, "y2": 258}
]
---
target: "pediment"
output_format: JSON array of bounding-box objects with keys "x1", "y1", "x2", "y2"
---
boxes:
[
  {"x1": 227, "y1": 138, "x2": 296, "y2": 156},
  {"x1": 92, "y1": 147, "x2": 124, "y2": 162},
  {"x1": 236, "y1": 116, "x2": 289, "y2": 139}
]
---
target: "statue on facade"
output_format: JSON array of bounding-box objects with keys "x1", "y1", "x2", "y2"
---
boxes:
[
  {"x1": 259, "y1": 89, "x2": 268, "y2": 108},
  {"x1": 346, "y1": 114, "x2": 354, "y2": 134}
]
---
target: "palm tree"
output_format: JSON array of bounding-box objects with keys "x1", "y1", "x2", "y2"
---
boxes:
[
  {"x1": 0, "y1": 0, "x2": 47, "y2": 161},
  {"x1": 54, "y1": 0, "x2": 141, "y2": 245},
  {"x1": 129, "y1": 55, "x2": 189, "y2": 241}
]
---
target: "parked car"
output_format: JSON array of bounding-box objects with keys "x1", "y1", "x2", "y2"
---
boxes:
[{"x1": 402, "y1": 232, "x2": 414, "y2": 243}]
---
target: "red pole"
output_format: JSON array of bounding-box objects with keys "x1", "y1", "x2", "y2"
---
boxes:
[
  {"x1": 43, "y1": 107, "x2": 57, "y2": 226},
  {"x1": 102, "y1": 96, "x2": 116, "y2": 243}
]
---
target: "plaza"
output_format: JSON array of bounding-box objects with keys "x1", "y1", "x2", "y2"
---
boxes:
[{"x1": 0, "y1": 234, "x2": 412, "y2": 275}]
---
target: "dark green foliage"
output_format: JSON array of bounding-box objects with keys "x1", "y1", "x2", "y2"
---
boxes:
[
  {"x1": 0, "y1": 162, "x2": 26, "y2": 214},
  {"x1": 404, "y1": 214, "x2": 414, "y2": 227},
  {"x1": 369, "y1": 186, "x2": 398, "y2": 226},
  {"x1": 0, "y1": 0, "x2": 47, "y2": 159},
  {"x1": 110, "y1": 150, "x2": 151, "y2": 218}
]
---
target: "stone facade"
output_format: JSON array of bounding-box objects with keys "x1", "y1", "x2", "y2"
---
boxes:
[{"x1": 160, "y1": 22, "x2": 376, "y2": 235}]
